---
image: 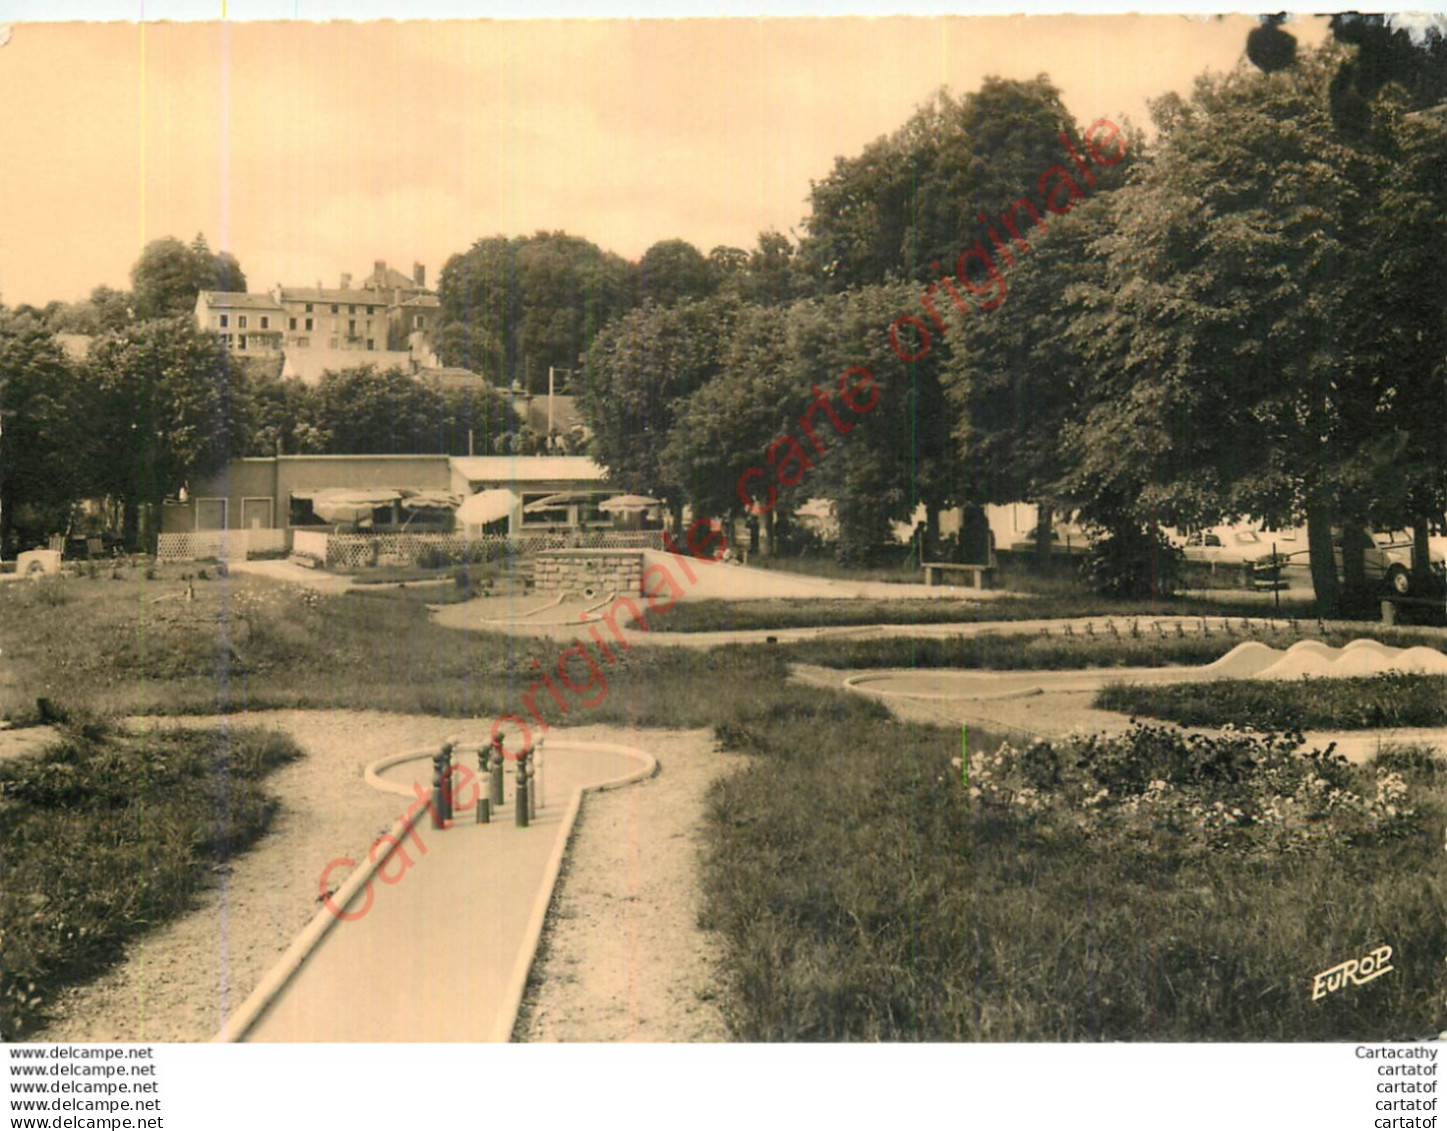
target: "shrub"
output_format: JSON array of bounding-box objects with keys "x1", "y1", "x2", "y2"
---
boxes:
[
  {"x1": 1081, "y1": 522, "x2": 1183, "y2": 599},
  {"x1": 0, "y1": 721, "x2": 302, "y2": 1038}
]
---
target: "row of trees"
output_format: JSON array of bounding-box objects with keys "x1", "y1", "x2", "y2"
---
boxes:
[
  {"x1": 582, "y1": 23, "x2": 1447, "y2": 613},
  {"x1": 433, "y1": 228, "x2": 815, "y2": 394}
]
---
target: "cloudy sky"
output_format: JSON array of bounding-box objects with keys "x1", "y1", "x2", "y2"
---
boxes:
[{"x1": 0, "y1": 14, "x2": 1331, "y2": 306}]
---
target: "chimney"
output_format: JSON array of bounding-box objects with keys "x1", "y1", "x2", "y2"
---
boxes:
[
  {"x1": 340, "y1": 272, "x2": 352, "y2": 291},
  {"x1": 413, "y1": 262, "x2": 426, "y2": 289},
  {"x1": 374, "y1": 259, "x2": 386, "y2": 280}
]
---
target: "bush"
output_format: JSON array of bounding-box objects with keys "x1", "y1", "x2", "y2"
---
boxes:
[
  {"x1": 0, "y1": 721, "x2": 302, "y2": 1038},
  {"x1": 1081, "y1": 523, "x2": 1183, "y2": 599},
  {"x1": 415, "y1": 545, "x2": 456, "y2": 570}
]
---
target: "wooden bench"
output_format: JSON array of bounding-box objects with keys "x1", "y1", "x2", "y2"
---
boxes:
[
  {"x1": 922, "y1": 561, "x2": 994, "y2": 590},
  {"x1": 1381, "y1": 595, "x2": 1446, "y2": 626}
]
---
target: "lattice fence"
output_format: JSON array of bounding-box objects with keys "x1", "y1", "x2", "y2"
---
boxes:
[
  {"x1": 157, "y1": 531, "x2": 251, "y2": 562},
  {"x1": 324, "y1": 530, "x2": 664, "y2": 569}
]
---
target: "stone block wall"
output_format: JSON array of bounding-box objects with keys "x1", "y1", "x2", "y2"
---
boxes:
[{"x1": 533, "y1": 549, "x2": 644, "y2": 596}]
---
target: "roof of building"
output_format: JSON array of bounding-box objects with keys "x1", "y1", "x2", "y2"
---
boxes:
[
  {"x1": 199, "y1": 290, "x2": 286, "y2": 311},
  {"x1": 281, "y1": 347, "x2": 415, "y2": 385},
  {"x1": 398, "y1": 294, "x2": 441, "y2": 308},
  {"x1": 449, "y1": 456, "x2": 607, "y2": 483},
  {"x1": 361, "y1": 265, "x2": 427, "y2": 293},
  {"x1": 278, "y1": 287, "x2": 394, "y2": 307}
]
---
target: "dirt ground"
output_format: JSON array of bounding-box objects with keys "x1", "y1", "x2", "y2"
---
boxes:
[
  {"x1": 31, "y1": 712, "x2": 737, "y2": 1044},
  {"x1": 517, "y1": 727, "x2": 741, "y2": 1043}
]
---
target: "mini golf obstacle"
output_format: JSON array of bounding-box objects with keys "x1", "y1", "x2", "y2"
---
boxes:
[{"x1": 425, "y1": 736, "x2": 546, "y2": 831}]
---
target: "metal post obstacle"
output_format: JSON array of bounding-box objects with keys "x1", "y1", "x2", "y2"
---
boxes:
[
  {"x1": 475, "y1": 744, "x2": 492, "y2": 824},
  {"x1": 515, "y1": 746, "x2": 531, "y2": 828}
]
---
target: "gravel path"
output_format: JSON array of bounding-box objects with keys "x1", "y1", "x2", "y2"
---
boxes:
[{"x1": 517, "y1": 726, "x2": 740, "y2": 1043}]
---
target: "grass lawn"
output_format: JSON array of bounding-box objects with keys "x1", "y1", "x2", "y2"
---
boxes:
[
  {"x1": 1098, "y1": 672, "x2": 1447, "y2": 731},
  {"x1": 704, "y1": 722, "x2": 1447, "y2": 1039},
  {"x1": 0, "y1": 718, "x2": 301, "y2": 1039}
]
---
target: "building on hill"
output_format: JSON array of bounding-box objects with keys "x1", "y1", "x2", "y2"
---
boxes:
[{"x1": 194, "y1": 291, "x2": 286, "y2": 358}]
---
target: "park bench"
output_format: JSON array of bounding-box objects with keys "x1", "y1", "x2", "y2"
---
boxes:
[
  {"x1": 922, "y1": 561, "x2": 994, "y2": 590},
  {"x1": 1380, "y1": 595, "x2": 1446, "y2": 626}
]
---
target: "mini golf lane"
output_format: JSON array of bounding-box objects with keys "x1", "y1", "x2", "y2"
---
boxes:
[
  {"x1": 843, "y1": 639, "x2": 1447, "y2": 764},
  {"x1": 235, "y1": 740, "x2": 651, "y2": 1043}
]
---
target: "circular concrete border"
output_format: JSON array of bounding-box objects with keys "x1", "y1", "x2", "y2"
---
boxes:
[{"x1": 216, "y1": 735, "x2": 658, "y2": 1044}]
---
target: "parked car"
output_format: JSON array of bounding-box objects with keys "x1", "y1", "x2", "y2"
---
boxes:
[
  {"x1": 1334, "y1": 527, "x2": 1446, "y2": 596},
  {"x1": 1006, "y1": 523, "x2": 1090, "y2": 555}
]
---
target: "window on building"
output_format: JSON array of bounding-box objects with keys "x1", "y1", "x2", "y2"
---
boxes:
[
  {"x1": 349, "y1": 319, "x2": 357, "y2": 335},
  {"x1": 329, "y1": 337, "x2": 339, "y2": 349},
  {"x1": 349, "y1": 304, "x2": 356, "y2": 314},
  {"x1": 289, "y1": 317, "x2": 297, "y2": 331},
  {"x1": 331, "y1": 304, "x2": 339, "y2": 314},
  {"x1": 219, "y1": 314, "x2": 229, "y2": 328},
  {"x1": 296, "y1": 336, "x2": 310, "y2": 348},
  {"x1": 260, "y1": 316, "x2": 269, "y2": 329},
  {"x1": 367, "y1": 305, "x2": 375, "y2": 315},
  {"x1": 238, "y1": 315, "x2": 248, "y2": 329},
  {"x1": 288, "y1": 494, "x2": 319, "y2": 527},
  {"x1": 238, "y1": 335, "x2": 247, "y2": 350},
  {"x1": 414, "y1": 315, "x2": 424, "y2": 329},
  {"x1": 305, "y1": 318, "x2": 313, "y2": 331},
  {"x1": 366, "y1": 339, "x2": 375, "y2": 350},
  {"x1": 305, "y1": 303, "x2": 313, "y2": 313}
]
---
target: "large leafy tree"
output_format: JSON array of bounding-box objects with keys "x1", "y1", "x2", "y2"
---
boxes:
[
  {"x1": 0, "y1": 315, "x2": 90, "y2": 554},
  {"x1": 581, "y1": 295, "x2": 738, "y2": 519},
  {"x1": 1058, "y1": 51, "x2": 1405, "y2": 614},
  {"x1": 940, "y1": 192, "x2": 1120, "y2": 555},
  {"x1": 130, "y1": 234, "x2": 247, "y2": 321},
  {"x1": 436, "y1": 231, "x2": 632, "y2": 391},
  {"x1": 800, "y1": 77, "x2": 1095, "y2": 290},
  {"x1": 87, "y1": 316, "x2": 237, "y2": 548},
  {"x1": 303, "y1": 366, "x2": 514, "y2": 457},
  {"x1": 637, "y1": 239, "x2": 716, "y2": 307}
]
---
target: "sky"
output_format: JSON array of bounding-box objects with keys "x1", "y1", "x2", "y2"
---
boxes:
[{"x1": 0, "y1": 13, "x2": 1334, "y2": 307}]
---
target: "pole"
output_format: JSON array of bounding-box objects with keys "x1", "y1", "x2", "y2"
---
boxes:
[
  {"x1": 476, "y1": 746, "x2": 491, "y2": 823},
  {"x1": 439, "y1": 743, "x2": 454, "y2": 822},
  {"x1": 490, "y1": 735, "x2": 505, "y2": 809},
  {"x1": 515, "y1": 747, "x2": 531, "y2": 828},
  {"x1": 1273, "y1": 541, "x2": 1280, "y2": 612},
  {"x1": 429, "y1": 753, "x2": 446, "y2": 830}
]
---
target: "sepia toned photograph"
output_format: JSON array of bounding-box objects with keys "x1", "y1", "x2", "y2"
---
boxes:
[{"x1": 3, "y1": 7, "x2": 1447, "y2": 1063}]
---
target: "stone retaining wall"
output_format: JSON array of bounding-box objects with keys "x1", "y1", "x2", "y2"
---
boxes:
[{"x1": 533, "y1": 549, "x2": 644, "y2": 596}]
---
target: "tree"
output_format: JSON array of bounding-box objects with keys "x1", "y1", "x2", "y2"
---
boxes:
[
  {"x1": 940, "y1": 192, "x2": 1121, "y2": 559},
  {"x1": 436, "y1": 231, "x2": 632, "y2": 391},
  {"x1": 1057, "y1": 51, "x2": 1402, "y2": 615},
  {"x1": 637, "y1": 239, "x2": 716, "y2": 307},
  {"x1": 0, "y1": 318, "x2": 89, "y2": 554},
  {"x1": 581, "y1": 295, "x2": 738, "y2": 521},
  {"x1": 304, "y1": 366, "x2": 515, "y2": 457},
  {"x1": 130, "y1": 235, "x2": 247, "y2": 321},
  {"x1": 799, "y1": 77, "x2": 1112, "y2": 291},
  {"x1": 87, "y1": 316, "x2": 237, "y2": 549}
]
